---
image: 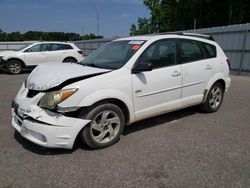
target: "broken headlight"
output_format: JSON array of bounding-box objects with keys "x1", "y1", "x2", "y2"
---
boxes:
[{"x1": 39, "y1": 88, "x2": 78, "y2": 110}]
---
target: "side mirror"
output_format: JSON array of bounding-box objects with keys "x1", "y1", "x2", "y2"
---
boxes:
[{"x1": 132, "y1": 62, "x2": 153, "y2": 74}]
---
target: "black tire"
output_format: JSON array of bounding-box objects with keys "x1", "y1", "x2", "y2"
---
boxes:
[
  {"x1": 200, "y1": 82, "x2": 224, "y2": 113},
  {"x1": 63, "y1": 58, "x2": 77, "y2": 63},
  {"x1": 79, "y1": 103, "x2": 125, "y2": 149},
  {"x1": 6, "y1": 60, "x2": 23, "y2": 74}
]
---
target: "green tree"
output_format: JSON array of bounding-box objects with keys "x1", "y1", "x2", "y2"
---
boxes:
[{"x1": 130, "y1": 0, "x2": 250, "y2": 35}]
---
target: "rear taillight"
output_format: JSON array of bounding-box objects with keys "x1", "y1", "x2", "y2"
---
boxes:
[
  {"x1": 226, "y1": 59, "x2": 230, "y2": 69},
  {"x1": 77, "y1": 50, "x2": 83, "y2": 55}
]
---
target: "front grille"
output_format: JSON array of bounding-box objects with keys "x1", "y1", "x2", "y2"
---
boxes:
[{"x1": 27, "y1": 90, "x2": 40, "y2": 98}]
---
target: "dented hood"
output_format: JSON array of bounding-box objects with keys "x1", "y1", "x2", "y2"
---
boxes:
[{"x1": 26, "y1": 63, "x2": 110, "y2": 91}]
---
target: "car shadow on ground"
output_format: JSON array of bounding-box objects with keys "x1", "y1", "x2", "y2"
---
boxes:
[
  {"x1": 123, "y1": 106, "x2": 199, "y2": 136},
  {"x1": 14, "y1": 106, "x2": 200, "y2": 155}
]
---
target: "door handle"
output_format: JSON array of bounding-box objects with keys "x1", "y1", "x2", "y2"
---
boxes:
[
  {"x1": 171, "y1": 71, "x2": 181, "y2": 77},
  {"x1": 205, "y1": 64, "x2": 212, "y2": 70}
]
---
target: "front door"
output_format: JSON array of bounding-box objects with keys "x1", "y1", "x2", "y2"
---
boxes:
[
  {"x1": 24, "y1": 43, "x2": 48, "y2": 65},
  {"x1": 132, "y1": 39, "x2": 182, "y2": 120}
]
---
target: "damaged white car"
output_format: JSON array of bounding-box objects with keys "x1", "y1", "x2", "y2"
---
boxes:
[{"x1": 12, "y1": 34, "x2": 231, "y2": 149}]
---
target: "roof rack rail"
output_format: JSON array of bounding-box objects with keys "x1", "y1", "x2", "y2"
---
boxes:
[{"x1": 178, "y1": 32, "x2": 215, "y2": 41}]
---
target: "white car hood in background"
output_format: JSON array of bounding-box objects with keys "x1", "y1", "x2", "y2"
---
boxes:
[
  {"x1": 26, "y1": 63, "x2": 110, "y2": 90},
  {"x1": 0, "y1": 50, "x2": 18, "y2": 57}
]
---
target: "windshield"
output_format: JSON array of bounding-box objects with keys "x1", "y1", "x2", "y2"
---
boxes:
[
  {"x1": 79, "y1": 40, "x2": 146, "y2": 70},
  {"x1": 15, "y1": 44, "x2": 32, "y2": 51}
]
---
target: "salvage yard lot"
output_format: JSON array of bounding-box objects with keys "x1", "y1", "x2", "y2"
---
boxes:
[{"x1": 0, "y1": 73, "x2": 250, "y2": 188}]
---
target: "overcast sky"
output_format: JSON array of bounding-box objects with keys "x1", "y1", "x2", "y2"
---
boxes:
[{"x1": 0, "y1": 0, "x2": 149, "y2": 37}]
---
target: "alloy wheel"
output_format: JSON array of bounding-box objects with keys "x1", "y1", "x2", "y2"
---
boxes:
[
  {"x1": 9, "y1": 62, "x2": 22, "y2": 74},
  {"x1": 209, "y1": 87, "x2": 222, "y2": 109},
  {"x1": 90, "y1": 110, "x2": 121, "y2": 144}
]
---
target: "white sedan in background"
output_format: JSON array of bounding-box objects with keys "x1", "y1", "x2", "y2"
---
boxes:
[{"x1": 0, "y1": 42, "x2": 84, "y2": 74}]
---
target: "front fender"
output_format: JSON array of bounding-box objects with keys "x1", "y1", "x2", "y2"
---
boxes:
[
  {"x1": 59, "y1": 89, "x2": 135, "y2": 123},
  {"x1": 80, "y1": 89, "x2": 135, "y2": 122}
]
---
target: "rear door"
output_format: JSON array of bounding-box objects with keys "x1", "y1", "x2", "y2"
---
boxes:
[
  {"x1": 46, "y1": 43, "x2": 66, "y2": 62},
  {"x1": 46, "y1": 43, "x2": 74, "y2": 62},
  {"x1": 132, "y1": 39, "x2": 182, "y2": 120},
  {"x1": 179, "y1": 39, "x2": 215, "y2": 107}
]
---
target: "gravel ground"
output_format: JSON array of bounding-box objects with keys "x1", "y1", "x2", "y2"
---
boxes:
[{"x1": 0, "y1": 73, "x2": 249, "y2": 188}]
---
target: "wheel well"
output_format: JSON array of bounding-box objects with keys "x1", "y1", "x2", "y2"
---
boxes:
[
  {"x1": 7, "y1": 58, "x2": 26, "y2": 68},
  {"x1": 202, "y1": 79, "x2": 226, "y2": 103},
  {"x1": 63, "y1": 57, "x2": 77, "y2": 62},
  {"x1": 215, "y1": 79, "x2": 226, "y2": 92},
  {"x1": 88, "y1": 98, "x2": 130, "y2": 125}
]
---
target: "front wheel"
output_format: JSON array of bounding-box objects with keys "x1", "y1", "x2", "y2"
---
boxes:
[
  {"x1": 200, "y1": 82, "x2": 224, "y2": 113},
  {"x1": 6, "y1": 60, "x2": 23, "y2": 74},
  {"x1": 63, "y1": 58, "x2": 77, "y2": 63},
  {"x1": 79, "y1": 103, "x2": 125, "y2": 149}
]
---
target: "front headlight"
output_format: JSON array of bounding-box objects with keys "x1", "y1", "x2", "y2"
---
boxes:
[{"x1": 39, "y1": 88, "x2": 78, "y2": 110}]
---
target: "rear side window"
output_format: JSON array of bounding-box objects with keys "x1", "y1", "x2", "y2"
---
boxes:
[
  {"x1": 48, "y1": 44, "x2": 73, "y2": 51},
  {"x1": 140, "y1": 40, "x2": 177, "y2": 68},
  {"x1": 203, "y1": 43, "x2": 216, "y2": 58},
  {"x1": 180, "y1": 40, "x2": 205, "y2": 63}
]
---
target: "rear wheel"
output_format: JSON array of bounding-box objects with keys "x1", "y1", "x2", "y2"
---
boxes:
[
  {"x1": 79, "y1": 103, "x2": 125, "y2": 149},
  {"x1": 6, "y1": 60, "x2": 23, "y2": 74},
  {"x1": 63, "y1": 58, "x2": 77, "y2": 63},
  {"x1": 200, "y1": 82, "x2": 224, "y2": 112}
]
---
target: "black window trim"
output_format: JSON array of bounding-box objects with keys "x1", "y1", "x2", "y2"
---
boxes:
[{"x1": 133, "y1": 38, "x2": 181, "y2": 71}]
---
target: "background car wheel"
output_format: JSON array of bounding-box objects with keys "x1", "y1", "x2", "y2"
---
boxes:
[
  {"x1": 200, "y1": 82, "x2": 224, "y2": 113},
  {"x1": 7, "y1": 60, "x2": 23, "y2": 74},
  {"x1": 79, "y1": 103, "x2": 125, "y2": 149},
  {"x1": 63, "y1": 58, "x2": 77, "y2": 63}
]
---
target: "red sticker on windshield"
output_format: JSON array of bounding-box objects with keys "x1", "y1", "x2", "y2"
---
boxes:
[{"x1": 132, "y1": 45, "x2": 141, "y2": 51}]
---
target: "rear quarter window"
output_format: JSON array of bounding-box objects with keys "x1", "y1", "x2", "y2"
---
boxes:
[
  {"x1": 203, "y1": 43, "x2": 217, "y2": 58},
  {"x1": 63, "y1": 44, "x2": 73, "y2": 50},
  {"x1": 49, "y1": 44, "x2": 73, "y2": 51}
]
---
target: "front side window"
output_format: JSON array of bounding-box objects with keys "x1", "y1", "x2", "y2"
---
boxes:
[
  {"x1": 79, "y1": 40, "x2": 145, "y2": 70},
  {"x1": 25, "y1": 44, "x2": 47, "y2": 52},
  {"x1": 140, "y1": 40, "x2": 177, "y2": 68},
  {"x1": 180, "y1": 40, "x2": 205, "y2": 63}
]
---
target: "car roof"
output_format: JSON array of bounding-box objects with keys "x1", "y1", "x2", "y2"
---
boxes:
[
  {"x1": 115, "y1": 35, "x2": 155, "y2": 41},
  {"x1": 33, "y1": 42, "x2": 74, "y2": 45},
  {"x1": 115, "y1": 33, "x2": 216, "y2": 44}
]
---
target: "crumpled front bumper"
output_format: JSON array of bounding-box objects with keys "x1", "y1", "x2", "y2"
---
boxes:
[{"x1": 11, "y1": 85, "x2": 90, "y2": 149}]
